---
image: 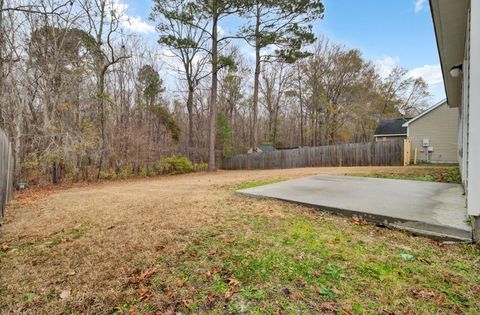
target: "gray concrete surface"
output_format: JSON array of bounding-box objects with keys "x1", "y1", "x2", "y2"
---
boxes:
[{"x1": 238, "y1": 175, "x2": 472, "y2": 241}]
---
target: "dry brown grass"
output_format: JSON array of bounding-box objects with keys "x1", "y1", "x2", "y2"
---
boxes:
[{"x1": 0, "y1": 166, "x2": 475, "y2": 314}]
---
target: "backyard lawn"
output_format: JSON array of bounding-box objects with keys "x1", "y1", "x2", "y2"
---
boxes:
[{"x1": 0, "y1": 166, "x2": 479, "y2": 314}]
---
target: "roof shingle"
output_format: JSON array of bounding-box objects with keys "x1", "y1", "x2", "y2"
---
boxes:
[{"x1": 374, "y1": 118, "x2": 410, "y2": 136}]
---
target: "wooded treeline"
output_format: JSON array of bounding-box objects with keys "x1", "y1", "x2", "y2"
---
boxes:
[{"x1": 0, "y1": 0, "x2": 430, "y2": 184}]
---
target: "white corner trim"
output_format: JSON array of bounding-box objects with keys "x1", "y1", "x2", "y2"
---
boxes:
[{"x1": 467, "y1": 1, "x2": 480, "y2": 216}]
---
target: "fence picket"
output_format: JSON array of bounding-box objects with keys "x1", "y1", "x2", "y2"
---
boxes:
[
  {"x1": 0, "y1": 129, "x2": 14, "y2": 217},
  {"x1": 222, "y1": 140, "x2": 404, "y2": 170}
]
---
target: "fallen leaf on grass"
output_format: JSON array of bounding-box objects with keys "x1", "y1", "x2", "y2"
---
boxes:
[
  {"x1": 0, "y1": 243, "x2": 9, "y2": 251},
  {"x1": 352, "y1": 216, "x2": 368, "y2": 226},
  {"x1": 163, "y1": 288, "x2": 175, "y2": 299},
  {"x1": 182, "y1": 299, "x2": 193, "y2": 308},
  {"x1": 154, "y1": 244, "x2": 165, "y2": 251},
  {"x1": 49, "y1": 278, "x2": 66, "y2": 285},
  {"x1": 137, "y1": 286, "x2": 152, "y2": 301},
  {"x1": 129, "y1": 267, "x2": 159, "y2": 285},
  {"x1": 434, "y1": 294, "x2": 447, "y2": 306},
  {"x1": 224, "y1": 288, "x2": 239, "y2": 300},
  {"x1": 319, "y1": 301, "x2": 338, "y2": 312},
  {"x1": 207, "y1": 294, "x2": 216, "y2": 303},
  {"x1": 176, "y1": 279, "x2": 185, "y2": 287},
  {"x1": 295, "y1": 278, "x2": 306, "y2": 288},
  {"x1": 224, "y1": 278, "x2": 241, "y2": 300},
  {"x1": 418, "y1": 257, "x2": 432, "y2": 265},
  {"x1": 128, "y1": 305, "x2": 137, "y2": 315},
  {"x1": 59, "y1": 290, "x2": 70, "y2": 299},
  {"x1": 65, "y1": 270, "x2": 76, "y2": 276},
  {"x1": 227, "y1": 278, "x2": 240, "y2": 287},
  {"x1": 412, "y1": 289, "x2": 436, "y2": 300}
]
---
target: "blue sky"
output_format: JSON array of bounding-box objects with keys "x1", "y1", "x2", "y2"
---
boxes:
[{"x1": 117, "y1": 0, "x2": 445, "y2": 103}]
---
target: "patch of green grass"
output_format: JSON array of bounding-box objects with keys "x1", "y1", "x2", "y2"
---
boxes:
[
  {"x1": 235, "y1": 178, "x2": 285, "y2": 190},
  {"x1": 68, "y1": 226, "x2": 89, "y2": 239},
  {"x1": 147, "y1": 210, "x2": 480, "y2": 314},
  {"x1": 45, "y1": 224, "x2": 90, "y2": 247},
  {"x1": 350, "y1": 166, "x2": 462, "y2": 184},
  {"x1": 23, "y1": 292, "x2": 35, "y2": 302},
  {"x1": 351, "y1": 172, "x2": 436, "y2": 182}
]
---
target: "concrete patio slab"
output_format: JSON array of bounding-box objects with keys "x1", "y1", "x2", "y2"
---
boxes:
[{"x1": 238, "y1": 175, "x2": 472, "y2": 242}]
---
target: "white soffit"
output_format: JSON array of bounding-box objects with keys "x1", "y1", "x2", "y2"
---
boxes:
[{"x1": 429, "y1": 0, "x2": 468, "y2": 107}]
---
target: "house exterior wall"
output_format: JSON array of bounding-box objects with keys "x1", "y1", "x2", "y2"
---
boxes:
[
  {"x1": 430, "y1": 0, "x2": 480, "y2": 240},
  {"x1": 460, "y1": 7, "x2": 470, "y2": 192},
  {"x1": 408, "y1": 103, "x2": 459, "y2": 163}
]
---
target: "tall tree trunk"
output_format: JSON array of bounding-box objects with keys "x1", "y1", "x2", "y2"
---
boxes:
[
  {"x1": 187, "y1": 84, "x2": 194, "y2": 161},
  {"x1": 13, "y1": 107, "x2": 21, "y2": 187},
  {"x1": 313, "y1": 110, "x2": 318, "y2": 146},
  {"x1": 0, "y1": 0, "x2": 4, "y2": 96},
  {"x1": 97, "y1": 69, "x2": 106, "y2": 178},
  {"x1": 273, "y1": 109, "x2": 279, "y2": 148},
  {"x1": 208, "y1": 8, "x2": 218, "y2": 172},
  {"x1": 297, "y1": 65, "x2": 304, "y2": 146},
  {"x1": 251, "y1": 4, "x2": 261, "y2": 150}
]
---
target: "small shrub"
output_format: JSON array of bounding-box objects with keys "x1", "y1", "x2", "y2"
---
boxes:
[
  {"x1": 443, "y1": 167, "x2": 462, "y2": 184},
  {"x1": 193, "y1": 163, "x2": 208, "y2": 172},
  {"x1": 99, "y1": 169, "x2": 117, "y2": 180},
  {"x1": 152, "y1": 161, "x2": 163, "y2": 175},
  {"x1": 117, "y1": 165, "x2": 134, "y2": 179},
  {"x1": 147, "y1": 166, "x2": 157, "y2": 176},
  {"x1": 138, "y1": 166, "x2": 149, "y2": 177},
  {"x1": 160, "y1": 155, "x2": 193, "y2": 175}
]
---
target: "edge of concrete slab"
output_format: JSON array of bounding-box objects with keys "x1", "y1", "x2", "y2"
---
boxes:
[{"x1": 237, "y1": 190, "x2": 472, "y2": 242}]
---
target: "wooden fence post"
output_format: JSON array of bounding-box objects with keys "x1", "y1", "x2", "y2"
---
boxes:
[{"x1": 403, "y1": 139, "x2": 411, "y2": 166}]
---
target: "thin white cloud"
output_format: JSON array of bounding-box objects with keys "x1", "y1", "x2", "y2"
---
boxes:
[
  {"x1": 374, "y1": 56, "x2": 443, "y2": 87},
  {"x1": 110, "y1": 0, "x2": 155, "y2": 34},
  {"x1": 409, "y1": 64, "x2": 443, "y2": 86},
  {"x1": 374, "y1": 56, "x2": 400, "y2": 78},
  {"x1": 414, "y1": 0, "x2": 426, "y2": 13},
  {"x1": 123, "y1": 16, "x2": 155, "y2": 33}
]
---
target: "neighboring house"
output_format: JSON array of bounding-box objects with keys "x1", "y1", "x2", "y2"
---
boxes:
[
  {"x1": 430, "y1": 0, "x2": 480, "y2": 240},
  {"x1": 402, "y1": 100, "x2": 458, "y2": 163},
  {"x1": 373, "y1": 118, "x2": 409, "y2": 141}
]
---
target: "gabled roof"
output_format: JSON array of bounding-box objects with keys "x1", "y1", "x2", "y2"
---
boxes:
[
  {"x1": 374, "y1": 118, "x2": 410, "y2": 136},
  {"x1": 402, "y1": 100, "x2": 447, "y2": 127}
]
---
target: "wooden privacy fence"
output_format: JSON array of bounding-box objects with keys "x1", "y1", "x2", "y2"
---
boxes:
[
  {"x1": 0, "y1": 128, "x2": 14, "y2": 217},
  {"x1": 221, "y1": 140, "x2": 404, "y2": 170}
]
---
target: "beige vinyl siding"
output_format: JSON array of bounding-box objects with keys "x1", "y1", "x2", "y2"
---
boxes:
[{"x1": 408, "y1": 102, "x2": 459, "y2": 163}]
